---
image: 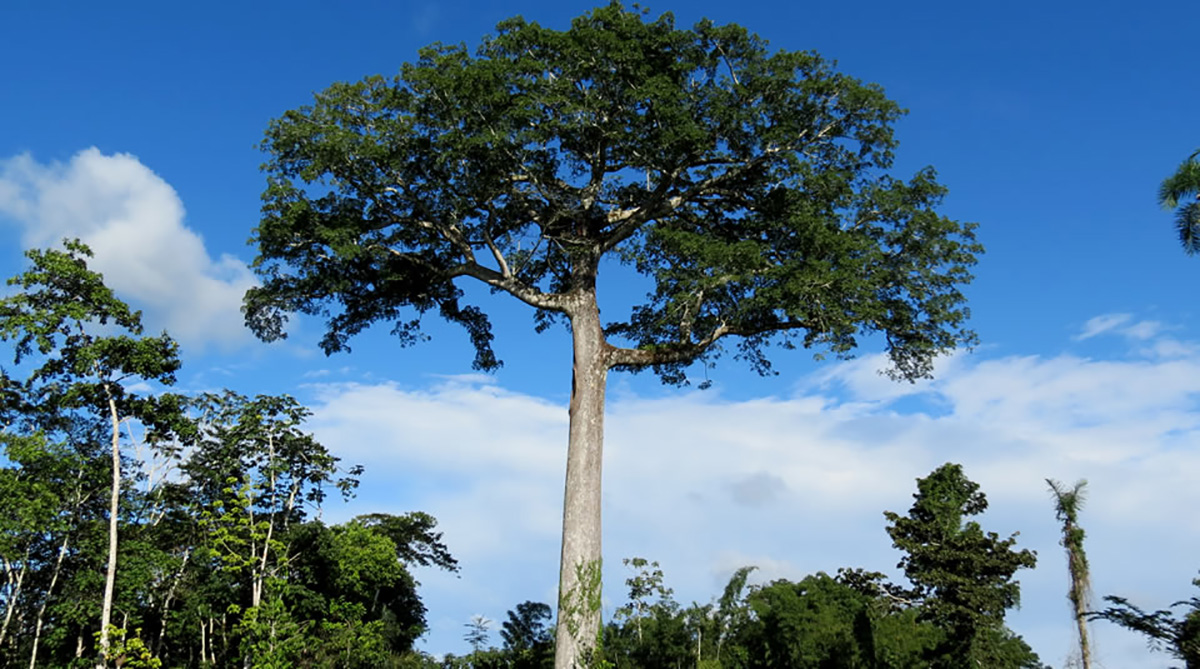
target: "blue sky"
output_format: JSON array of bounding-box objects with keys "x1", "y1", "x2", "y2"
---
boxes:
[{"x1": 2, "y1": 1, "x2": 1199, "y2": 665}]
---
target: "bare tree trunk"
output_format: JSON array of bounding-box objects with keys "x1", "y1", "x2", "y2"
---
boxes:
[
  {"x1": 555, "y1": 288, "x2": 609, "y2": 669},
  {"x1": 0, "y1": 553, "x2": 28, "y2": 649},
  {"x1": 97, "y1": 386, "x2": 121, "y2": 668},
  {"x1": 29, "y1": 534, "x2": 69, "y2": 669},
  {"x1": 154, "y1": 549, "x2": 189, "y2": 658}
]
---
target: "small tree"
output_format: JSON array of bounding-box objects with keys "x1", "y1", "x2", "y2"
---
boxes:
[
  {"x1": 465, "y1": 615, "x2": 494, "y2": 655},
  {"x1": 501, "y1": 601, "x2": 554, "y2": 652},
  {"x1": 501, "y1": 601, "x2": 554, "y2": 668},
  {"x1": 244, "y1": 5, "x2": 983, "y2": 665},
  {"x1": 1047, "y1": 478, "x2": 1092, "y2": 669}
]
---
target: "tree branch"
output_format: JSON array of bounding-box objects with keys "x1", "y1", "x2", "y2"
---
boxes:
[
  {"x1": 607, "y1": 318, "x2": 815, "y2": 369},
  {"x1": 448, "y1": 262, "x2": 568, "y2": 311},
  {"x1": 598, "y1": 147, "x2": 794, "y2": 255}
]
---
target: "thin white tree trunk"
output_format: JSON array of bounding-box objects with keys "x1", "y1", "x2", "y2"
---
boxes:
[
  {"x1": 155, "y1": 549, "x2": 190, "y2": 657},
  {"x1": 29, "y1": 534, "x2": 69, "y2": 669},
  {"x1": 97, "y1": 386, "x2": 121, "y2": 668},
  {"x1": 554, "y1": 289, "x2": 608, "y2": 669},
  {"x1": 0, "y1": 553, "x2": 28, "y2": 649}
]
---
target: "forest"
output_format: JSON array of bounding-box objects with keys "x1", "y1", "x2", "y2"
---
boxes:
[{"x1": 2, "y1": 2, "x2": 1199, "y2": 668}]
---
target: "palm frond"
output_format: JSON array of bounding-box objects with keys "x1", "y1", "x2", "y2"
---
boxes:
[
  {"x1": 1047, "y1": 478, "x2": 1088, "y2": 520},
  {"x1": 1159, "y1": 157, "x2": 1200, "y2": 208},
  {"x1": 1175, "y1": 202, "x2": 1200, "y2": 254}
]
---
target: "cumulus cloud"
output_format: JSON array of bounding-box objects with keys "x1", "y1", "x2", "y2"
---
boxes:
[
  {"x1": 303, "y1": 319, "x2": 1200, "y2": 667},
  {"x1": 0, "y1": 149, "x2": 257, "y2": 350}
]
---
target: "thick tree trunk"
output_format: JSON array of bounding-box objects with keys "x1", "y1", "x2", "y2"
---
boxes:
[
  {"x1": 554, "y1": 288, "x2": 609, "y2": 669},
  {"x1": 98, "y1": 387, "x2": 121, "y2": 668}
]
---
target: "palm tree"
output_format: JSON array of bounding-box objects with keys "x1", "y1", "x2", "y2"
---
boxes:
[
  {"x1": 1159, "y1": 149, "x2": 1200, "y2": 253},
  {"x1": 1048, "y1": 479, "x2": 1093, "y2": 669}
]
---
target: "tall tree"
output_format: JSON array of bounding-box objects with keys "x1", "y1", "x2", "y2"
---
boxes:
[
  {"x1": 0, "y1": 241, "x2": 186, "y2": 667},
  {"x1": 1047, "y1": 478, "x2": 1092, "y2": 669},
  {"x1": 243, "y1": 5, "x2": 983, "y2": 665},
  {"x1": 885, "y1": 464, "x2": 1041, "y2": 668},
  {"x1": 1159, "y1": 149, "x2": 1200, "y2": 252},
  {"x1": 185, "y1": 391, "x2": 359, "y2": 668}
]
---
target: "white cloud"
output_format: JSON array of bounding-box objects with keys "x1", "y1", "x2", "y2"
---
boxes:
[
  {"x1": 1075, "y1": 312, "x2": 1169, "y2": 344},
  {"x1": 1076, "y1": 313, "x2": 1133, "y2": 340},
  {"x1": 0, "y1": 149, "x2": 257, "y2": 351},
  {"x1": 1123, "y1": 319, "x2": 1165, "y2": 340},
  {"x1": 304, "y1": 319, "x2": 1200, "y2": 667}
]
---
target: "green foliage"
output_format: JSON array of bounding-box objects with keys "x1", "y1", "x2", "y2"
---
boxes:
[
  {"x1": 1092, "y1": 575, "x2": 1200, "y2": 667},
  {"x1": 559, "y1": 557, "x2": 605, "y2": 646},
  {"x1": 1159, "y1": 149, "x2": 1200, "y2": 253},
  {"x1": 99, "y1": 627, "x2": 162, "y2": 669},
  {"x1": 605, "y1": 559, "x2": 690, "y2": 668},
  {"x1": 740, "y1": 574, "x2": 872, "y2": 668},
  {"x1": 0, "y1": 241, "x2": 186, "y2": 432},
  {"x1": 501, "y1": 601, "x2": 554, "y2": 668},
  {"x1": 355, "y1": 511, "x2": 460, "y2": 573},
  {"x1": 187, "y1": 390, "x2": 360, "y2": 520},
  {"x1": 246, "y1": 2, "x2": 982, "y2": 384},
  {"x1": 465, "y1": 614, "x2": 494, "y2": 654},
  {"x1": 234, "y1": 597, "x2": 310, "y2": 668},
  {"x1": 885, "y1": 464, "x2": 1041, "y2": 668},
  {"x1": 288, "y1": 519, "x2": 433, "y2": 655},
  {"x1": 0, "y1": 243, "x2": 455, "y2": 668},
  {"x1": 0, "y1": 241, "x2": 191, "y2": 667}
]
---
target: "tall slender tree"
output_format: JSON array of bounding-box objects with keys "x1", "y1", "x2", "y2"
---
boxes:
[
  {"x1": 244, "y1": 5, "x2": 983, "y2": 665},
  {"x1": 1159, "y1": 149, "x2": 1200, "y2": 252},
  {"x1": 1047, "y1": 478, "x2": 1092, "y2": 669},
  {"x1": 0, "y1": 241, "x2": 187, "y2": 667}
]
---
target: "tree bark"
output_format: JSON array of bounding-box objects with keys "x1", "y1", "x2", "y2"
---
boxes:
[
  {"x1": 97, "y1": 386, "x2": 121, "y2": 668},
  {"x1": 1068, "y1": 536, "x2": 1092, "y2": 669},
  {"x1": 554, "y1": 287, "x2": 609, "y2": 669}
]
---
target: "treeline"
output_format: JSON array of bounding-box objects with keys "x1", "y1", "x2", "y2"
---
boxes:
[
  {"x1": 2, "y1": 244, "x2": 1198, "y2": 668},
  {"x1": 452, "y1": 465, "x2": 1200, "y2": 669},
  {"x1": 450, "y1": 462, "x2": 1044, "y2": 669},
  {"x1": 0, "y1": 244, "x2": 458, "y2": 668}
]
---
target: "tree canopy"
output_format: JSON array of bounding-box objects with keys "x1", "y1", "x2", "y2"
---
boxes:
[{"x1": 245, "y1": 2, "x2": 981, "y2": 383}]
